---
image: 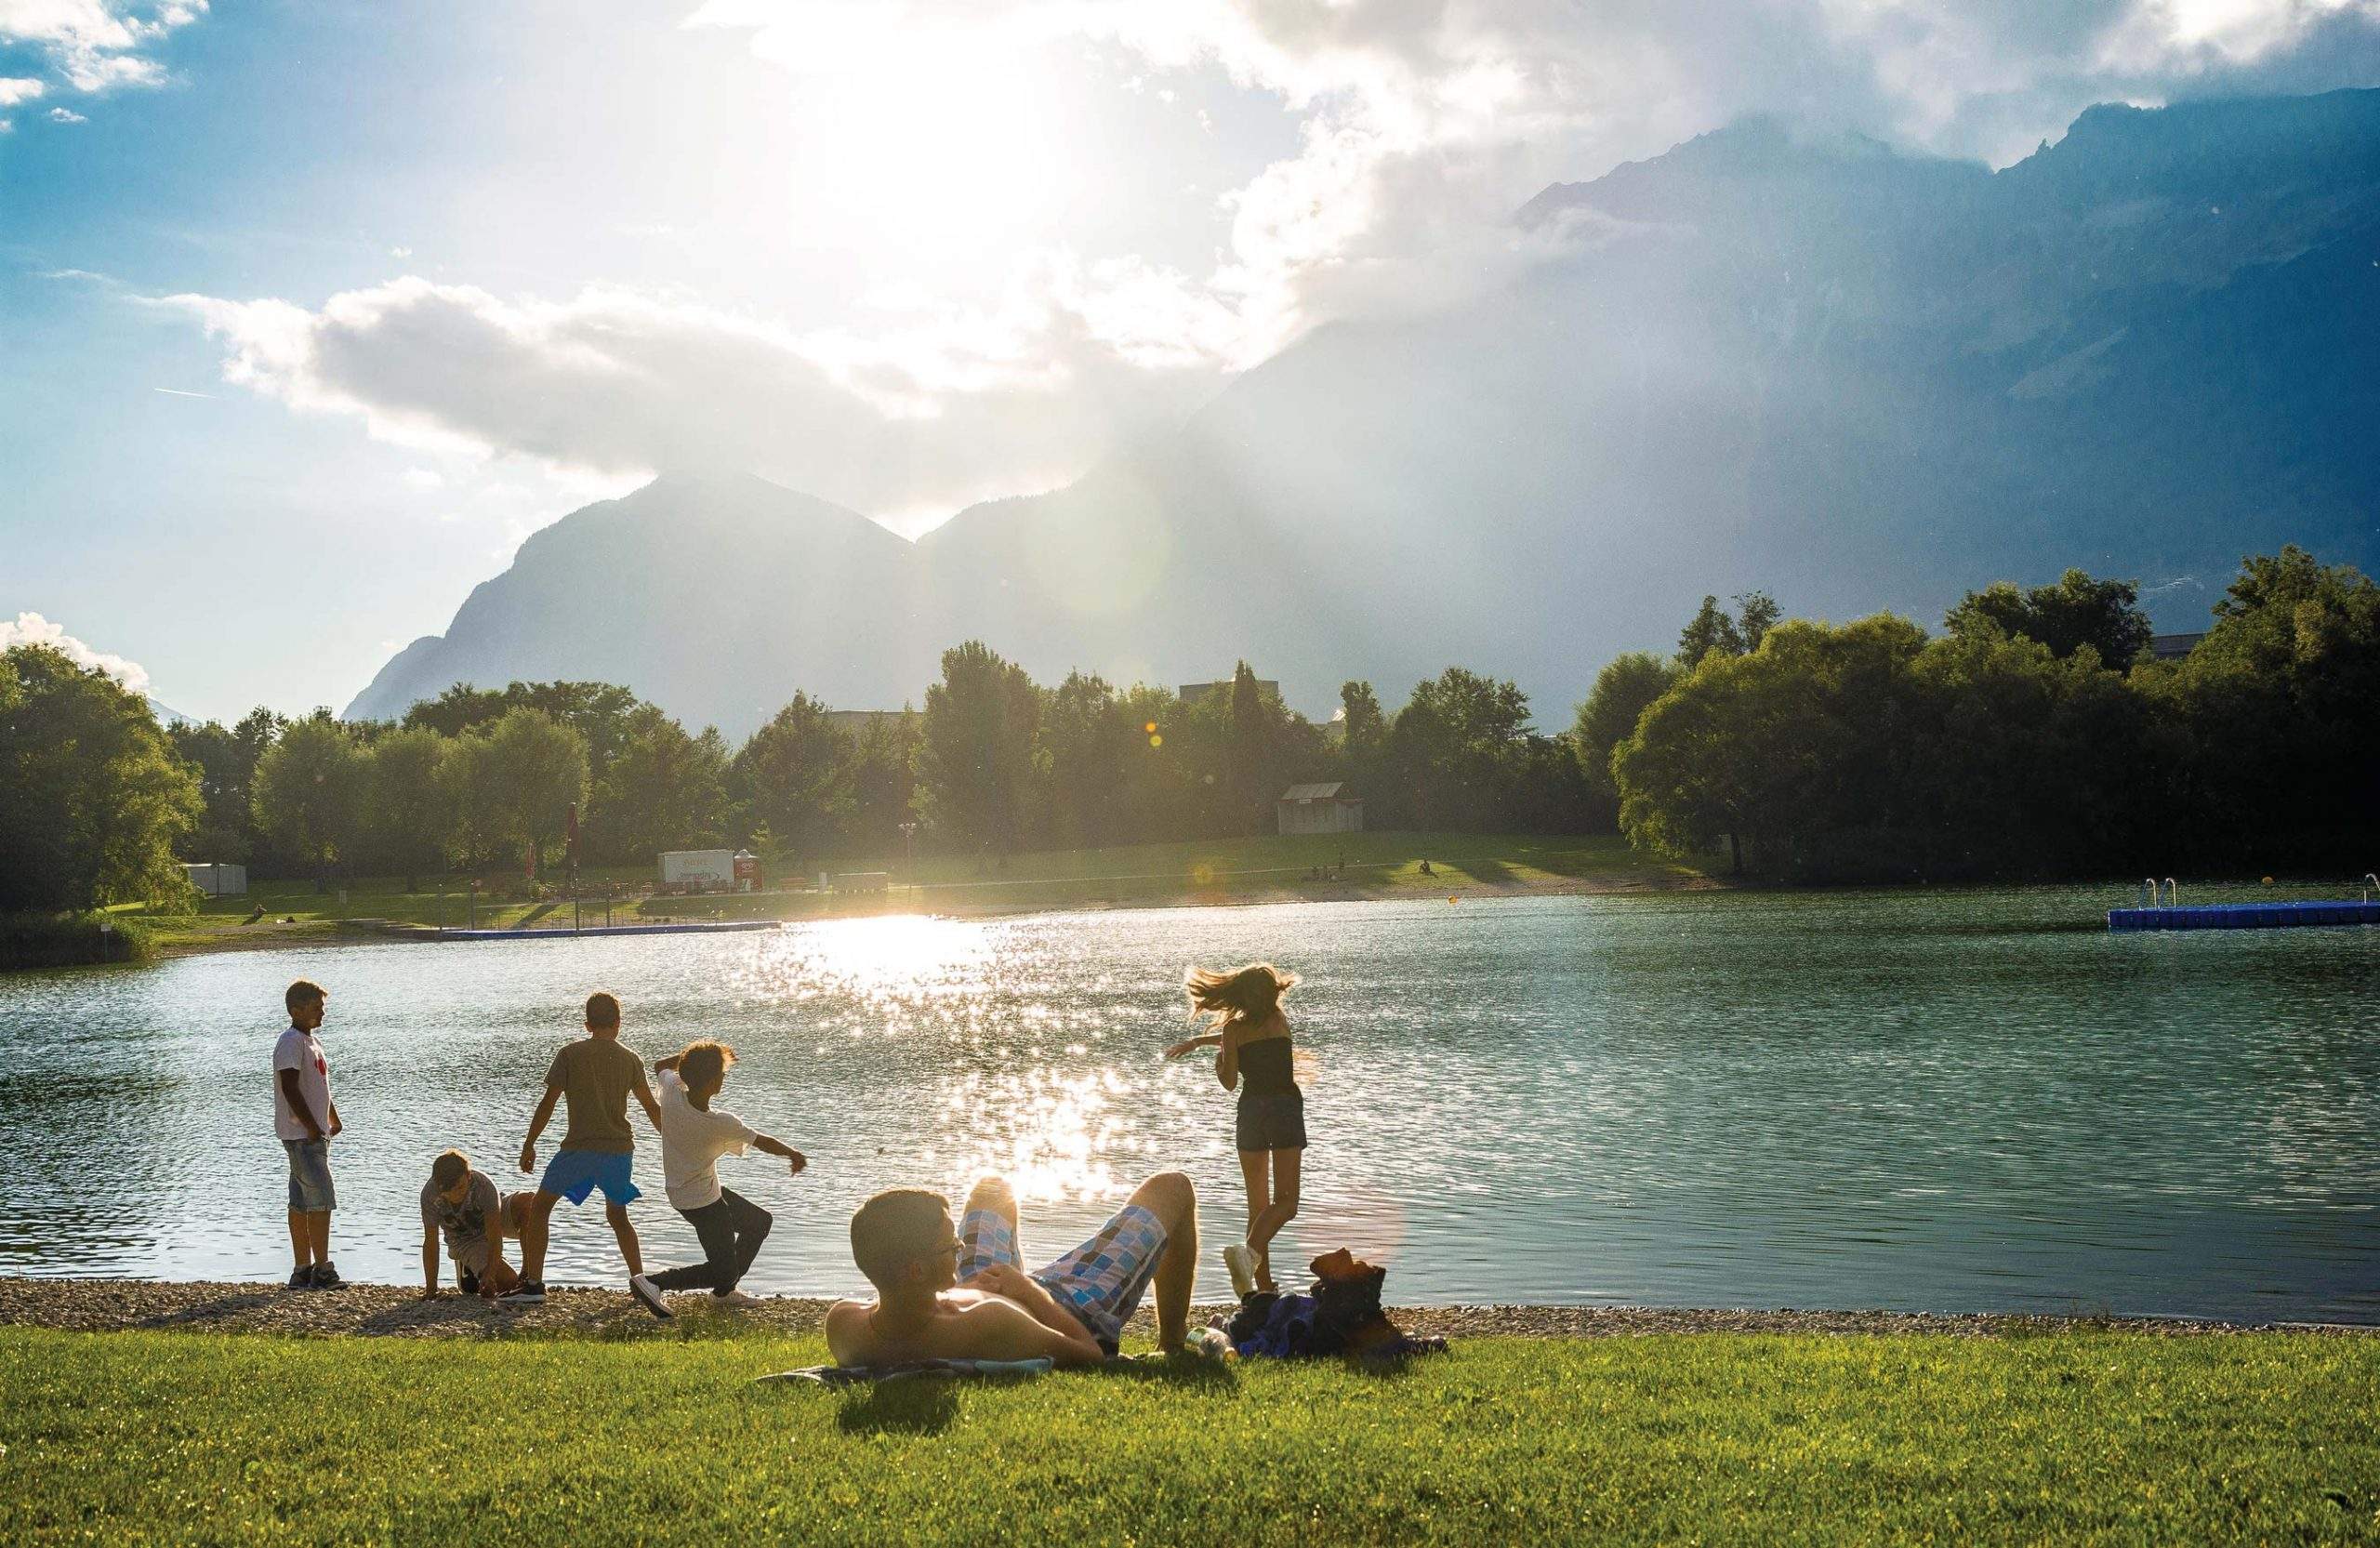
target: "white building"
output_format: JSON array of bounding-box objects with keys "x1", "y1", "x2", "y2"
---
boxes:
[
  {"x1": 1276, "y1": 782, "x2": 1364, "y2": 836},
  {"x1": 183, "y1": 862, "x2": 247, "y2": 897}
]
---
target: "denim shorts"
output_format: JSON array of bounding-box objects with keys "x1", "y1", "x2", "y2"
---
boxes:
[
  {"x1": 539, "y1": 1148, "x2": 641, "y2": 1207},
  {"x1": 284, "y1": 1137, "x2": 336, "y2": 1213}
]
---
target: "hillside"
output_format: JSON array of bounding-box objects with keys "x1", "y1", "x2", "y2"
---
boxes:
[{"x1": 348, "y1": 90, "x2": 2380, "y2": 735}]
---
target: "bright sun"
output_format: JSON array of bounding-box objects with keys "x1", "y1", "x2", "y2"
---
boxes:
[{"x1": 777, "y1": 36, "x2": 1083, "y2": 253}]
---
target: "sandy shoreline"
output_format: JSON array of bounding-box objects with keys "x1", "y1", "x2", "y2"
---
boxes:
[{"x1": 0, "y1": 1278, "x2": 2364, "y2": 1342}]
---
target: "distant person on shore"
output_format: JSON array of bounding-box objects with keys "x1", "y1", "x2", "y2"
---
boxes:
[
  {"x1": 628, "y1": 1039, "x2": 808, "y2": 1316},
  {"x1": 509, "y1": 991, "x2": 664, "y2": 1309},
  {"x1": 420, "y1": 1148, "x2": 521, "y2": 1299},
  {"x1": 273, "y1": 978, "x2": 344, "y2": 1291},
  {"x1": 826, "y1": 1171, "x2": 1199, "y2": 1367},
  {"x1": 1166, "y1": 963, "x2": 1305, "y2": 1296}
]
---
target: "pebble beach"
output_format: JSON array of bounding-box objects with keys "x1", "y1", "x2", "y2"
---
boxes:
[{"x1": 3, "y1": 1278, "x2": 2363, "y2": 1343}]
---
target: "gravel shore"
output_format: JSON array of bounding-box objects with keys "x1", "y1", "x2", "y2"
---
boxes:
[{"x1": 0, "y1": 1278, "x2": 2363, "y2": 1343}]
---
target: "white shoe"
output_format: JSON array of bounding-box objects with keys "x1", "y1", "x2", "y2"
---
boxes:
[
  {"x1": 629, "y1": 1274, "x2": 673, "y2": 1319},
  {"x1": 1223, "y1": 1243, "x2": 1257, "y2": 1300},
  {"x1": 709, "y1": 1289, "x2": 760, "y2": 1308}
]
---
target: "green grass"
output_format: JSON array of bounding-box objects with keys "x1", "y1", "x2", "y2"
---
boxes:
[
  {"x1": 120, "y1": 834, "x2": 1712, "y2": 952},
  {"x1": 3, "y1": 1328, "x2": 2374, "y2": 1544}
]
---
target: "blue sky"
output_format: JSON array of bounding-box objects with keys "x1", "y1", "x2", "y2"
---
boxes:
[{"x1": 7, "y1": 0, "x2": 2376, "y2": 722}]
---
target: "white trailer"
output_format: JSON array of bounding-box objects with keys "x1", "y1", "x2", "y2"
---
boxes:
[{"x1": 659, "y1": 849, "x2": 737, "y2": 891}]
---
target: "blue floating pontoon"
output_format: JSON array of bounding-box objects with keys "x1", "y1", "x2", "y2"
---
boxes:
[
  {"x1": 2108, "y1": 900, "x2": 2380, "y2": 933},
  {"x1": 438, "y1": 920, "x2": 785, "y2": 941}
]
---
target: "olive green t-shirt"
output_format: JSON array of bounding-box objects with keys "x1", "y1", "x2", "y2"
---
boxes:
[{"x1": 546, "y1": 1037, "x2": 645, "y2": 1154}]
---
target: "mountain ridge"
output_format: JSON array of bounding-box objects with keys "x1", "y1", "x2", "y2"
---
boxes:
[{"x1": 346, "y1": 88, "x2": 2380, "y2": 737}]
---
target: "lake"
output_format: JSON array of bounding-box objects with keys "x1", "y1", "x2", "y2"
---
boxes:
[{"x1": 1, "y1": 889, "x2": 2373, "y2": 1321}]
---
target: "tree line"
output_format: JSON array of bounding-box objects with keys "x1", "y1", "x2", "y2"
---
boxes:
[
  {"x1": 4, "y1": 647, "x2": 1606, "y2": 907},
  {"x1": 7, "y1": 545, "x2": 2373, "y2": 911},
  {"x1": 1586, "y1": 550, "x2": 2380, "y2": 879}
]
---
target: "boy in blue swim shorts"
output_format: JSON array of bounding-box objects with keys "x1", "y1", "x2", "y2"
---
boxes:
[{"x1": 507, "y1": 991, "x2": 664, "y2": 1308}]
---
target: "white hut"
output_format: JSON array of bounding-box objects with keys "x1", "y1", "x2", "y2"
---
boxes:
[
  {"x1": 183, "y1": 862, "x2": 248, "y2": 897},
  {"x1": 1276, "y1": 782, "x2": 1364, "y2": 836}
]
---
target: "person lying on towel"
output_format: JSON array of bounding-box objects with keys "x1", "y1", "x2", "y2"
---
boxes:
[{"x1": 826, "y1": 1171, "x2": 1199, "y2": 1368}]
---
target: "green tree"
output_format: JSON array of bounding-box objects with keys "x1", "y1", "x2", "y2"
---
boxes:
[
  {"x1": 472, "y1": 708, "x2": 588, "y2": 878},
  {"x1": 1676, "y1": 595, "x2": 1746, "y2": 669},
  {"x1": 1572, "y1": 652, "x2": 1682, "y2": 811},
  {"x1": 846, "y1": 712, "x2": 921, "y2": 859},
  {"x1": 1339, "y1": 681, "x2": 1385, "y2": 759},
  {"x1": 250, "y1": 714, "x2": 369, "y2": 892},
  {"x1": 600, "y1": 705, "x2": 730, "y2": 861},
  {"x1": 1386, "y1": 668, "x2": 1535, "y2": 830},
  {"x1": 1944, "y1": 569, "x2": 2155, "y2": 670},
  {"x1": 365, "y1": 726, "x2": 452, "y2": 892},
  {"x1": 733, "y1": 694, "x2": 853, "y2": 864},
  {"x1": 1734, "y1": 590, "x2": 1780, "y2": 653},
  {"x1": 1038, "y1": 672, "x2": 1136, "y2": 848},
  {"x1": 0, "y1": 644, "x2": 202, "y2": 912},
  {"x1": 1617, "y1": 617, "x2": 1928, "y2": 875},
  {"x1": 916, "y1": 642, "x2": 1045, "y2": 853}
]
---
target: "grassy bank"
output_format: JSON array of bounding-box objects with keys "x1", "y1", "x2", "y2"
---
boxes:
[
  {"x1": 1, "y1": 1327, "x2": 2372, "y2": 1543},
  {"x1": 121, "y1": 832, "x2": 1714, "y2": 955},
  {"x1": 0, "y1": 911, "x2": 156, "y2": 970}
]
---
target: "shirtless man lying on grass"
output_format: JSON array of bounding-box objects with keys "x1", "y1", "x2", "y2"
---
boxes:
[{"x1": 826, "y1": 1171, "x2": 1197, "y2": 1368}]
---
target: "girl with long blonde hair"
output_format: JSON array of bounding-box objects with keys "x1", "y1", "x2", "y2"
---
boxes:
[{"x1": 1166, "y1": 962, "x2": 1305, "y2": 1295}]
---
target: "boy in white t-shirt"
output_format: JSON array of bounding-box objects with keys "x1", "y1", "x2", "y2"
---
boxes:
[
  {"x1": 628, "y1": 1040, "x2": 807, "y2": 1315},
  {"x1": 273, "y1": 978, "x2": 344, "y2": 1291}
]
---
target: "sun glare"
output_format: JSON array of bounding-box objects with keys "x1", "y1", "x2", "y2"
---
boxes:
[{"x1": 785, "y1": 43, "x2": 1084, "y2": 252}]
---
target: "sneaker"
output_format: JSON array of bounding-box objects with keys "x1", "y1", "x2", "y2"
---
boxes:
[
  {"x1": 287, "y1": 1264, "x2": 315, "y2": 1291},
  {"x1": 499, "y1": 1280, "x2": 547, "y2": 1305},
  {"x1": 1223, "y1": 1243, "x2": 1257, "y2": 1300},
  {"x1": 709, "y1": 1289, "x2": 760, "y2": 1308},
  {"x1": 629, "y1": 1274, "x2": 674, "y2": 1319},
  {"x1": 311, "y1": 1261, "x2": 346, "y2": 1291}
]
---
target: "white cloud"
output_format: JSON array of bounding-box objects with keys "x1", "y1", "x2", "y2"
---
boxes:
[
  {"x1": 47, "y1": 104, "x2": 84, "y2": 121},
  {"x1": 0, "y1": 0, "x2": 207, "y2": 94},
  {"x1": 401, "y1": 466, "x2": 443, "y2": 490},
  {"x1": 1, "y1": 612, "x2": 152, "y2": 694},
  {"x1": 0, "y1": 74, "x2": 43, "y2": 104},
  {"x1": 163, "y1": 0, "x2": 2380, "y2": 525},
  {"x1": 156, "y1": 267, "x2": 1236, "y2": 522}
]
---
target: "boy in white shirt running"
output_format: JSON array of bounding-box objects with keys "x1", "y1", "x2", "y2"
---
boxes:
[{"x1": 629, "y1": 1040, "x2": 807, "y2": 1315}]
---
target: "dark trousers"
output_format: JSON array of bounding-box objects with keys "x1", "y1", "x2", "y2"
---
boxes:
[{"x1": 650, "y1": 1187, "x2": 773, "y2": 1294}]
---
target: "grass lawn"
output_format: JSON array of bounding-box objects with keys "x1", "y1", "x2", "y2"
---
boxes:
[
  {"x1": 3, "y1": 1328, "x2": 2373, "y2": 1543},
  {"x1": 121, "y1": 833, "x2": 1713, "y2": 953}
]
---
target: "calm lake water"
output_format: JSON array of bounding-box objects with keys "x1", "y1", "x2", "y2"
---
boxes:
[{"x1": 1, "y1": 890, "x2": 2373, "y2": 1320}]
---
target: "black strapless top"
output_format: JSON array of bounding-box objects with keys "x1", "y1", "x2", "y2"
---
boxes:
[{"x1": 1236, "y1": 1033, "x2": 1299, "y2": 1099}]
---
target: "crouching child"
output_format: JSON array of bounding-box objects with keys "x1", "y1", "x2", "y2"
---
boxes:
[{"x1": 421, "y1": 1149, "x2": 522, "y2": 1299}]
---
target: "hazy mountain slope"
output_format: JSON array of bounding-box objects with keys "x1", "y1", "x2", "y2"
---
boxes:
[
  {"x1": 345, "y1": 471, "x2": 934, "y2": 732},
  {"x1": 348, "y1": 90, "x2": 2380, "y2": 734}
]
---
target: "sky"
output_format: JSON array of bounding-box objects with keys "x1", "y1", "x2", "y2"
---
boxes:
[{"x1": 6, "y1": 0, "x2": 2378, "y2": 723}]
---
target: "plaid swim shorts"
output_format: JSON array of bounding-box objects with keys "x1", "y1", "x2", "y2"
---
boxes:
[{"x1": 959, "y1": 1201, "x2": 1169, "y2": 1356}]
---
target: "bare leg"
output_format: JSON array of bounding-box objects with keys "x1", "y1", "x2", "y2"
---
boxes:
[
  {"x1": 305, "y1": 1211, "x2": 331, "y2": 1266},
  {"x1": 1236, "y1": 1149, "x2": 1275, "y2": 1291},
  {"x1": 286, "y1": 1209, "x2": 311, "y2": 1269},
  {"x1": 605, "y1": 1200, "x2": 643, "y2": 1277},
  {"x1": 1246, "y1": 1149, "x2": 1301, "y2": 1291},
  {"x1": 521, "y1": 1189, "x2": 561, "y2": 1281},
  {"x1": 1127, "y1": 1171, "x2": 1197, "y2": 1352}
]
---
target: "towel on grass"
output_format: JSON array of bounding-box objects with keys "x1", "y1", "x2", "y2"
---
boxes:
[{"x1": 755, "y1": 1357, "x2": 1053, "y2": 1388}]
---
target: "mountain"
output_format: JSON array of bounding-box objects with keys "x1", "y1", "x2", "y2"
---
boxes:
[
  {"x1": 347, "y1": 472, "x2": 938, "y2": 734},
  {"x1": 348, "y1": 89, "x2": 2380, "y2": 737}
]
